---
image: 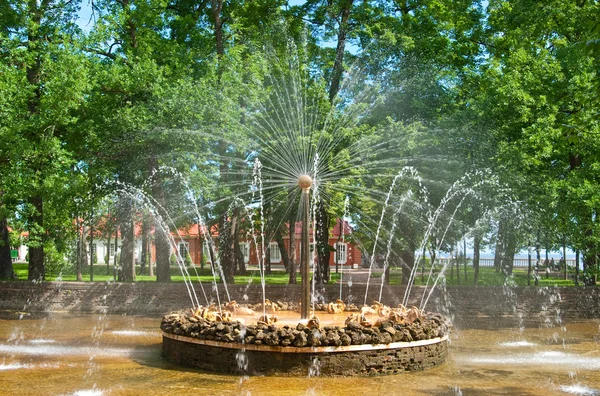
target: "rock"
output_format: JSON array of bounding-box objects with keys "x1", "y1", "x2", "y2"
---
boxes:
[
  {"x1": 307, "y1": 329, "x2": 321, "y2": 347},
  {"x1": 325, "y1": 331, "x2": 342, "y2": 346},
  {"x1": 350, "y1": 331, "x2": 362, "y2": 345},
  {"x1": 340, "y1": 334, "x2": 352, "y2": 346},
  {"x1": 265, "y1": 332, "x2": 280, "y2": 346},
  {"x1": 246, "y1": 326, "x2": 257, "y2": 336},
  {"x1": 347, "y1": 321, "x2": 363, "y2": 331},
  {"x1": 379, "y1": 332, "x2": 393, "y2": 344},
  {"x1": 293, "y1": 331, "x2": 308, "y2": 347},
  {"x1": 383, "y1": 326, "x2": 396, "y2": 336},
  {"x1": 220, "y1": 333, "x2": 234, "y2": 342}
]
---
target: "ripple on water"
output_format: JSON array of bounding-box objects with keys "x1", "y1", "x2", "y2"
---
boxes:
[
  {"x1": 28, "y1": 339, "x2": 57, "y2": 344},
  {"x1": 0, "y1": 363, "x2": 31, "y2": 371},
  {"x1": 499, "y1": 340, "x2": 536, "y2": 347},
  {"x1": 110, "y1": 330, "x2": 157, "y2": 337},
  {"x1": 559, "y1": 384, "x2": 598, "y2": 395},
  {"x1": 462, "y1": 351, "x2": 600, "y2": 370},
  {"x1": 0, "y1": 362, "x2": 60, "y2": 371},
  {"x1": 62, "y1": 390, "x2": 104, "y2": 396},
  {"x1": 0, "y1": 344, "x2": 132, "y2": 357}
]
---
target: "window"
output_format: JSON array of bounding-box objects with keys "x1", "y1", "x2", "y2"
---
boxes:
[
  {"x1": 240, "y1": 242, "x2": 250, "y2": 263},
  {"x1": 202, "y1": 243, "x2": 210, "y2": 262},
  {"x1": 109, "y1": 242, "x2": 118, "y2": 257},
  {"x1": 334, "y1": 243, "x2": 348, "y2": 264},
  {"x1": 91, "y1": 243, "x2": 97, "y2": 256},
  {"x1": 178, "y1": 242, "x2": 189, "y2": 260},
  {"x1": 269, "y1": 242, "x2": 281, "y2": 263}
]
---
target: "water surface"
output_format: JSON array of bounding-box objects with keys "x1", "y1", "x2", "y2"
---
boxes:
[{"x1": 1, "y1": 313, "x2": 599, "y2": 395}]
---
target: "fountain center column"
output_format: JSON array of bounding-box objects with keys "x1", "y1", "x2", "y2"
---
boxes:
[{"x1": 298, "y1": 175, "x2": 312, "y2": 319}]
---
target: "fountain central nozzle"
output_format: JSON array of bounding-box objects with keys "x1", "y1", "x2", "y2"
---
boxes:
[{"x1": 298, "y1": 174, "x2": 313, "y2": 190}]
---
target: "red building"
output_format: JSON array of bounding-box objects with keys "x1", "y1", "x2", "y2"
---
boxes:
[{"x1": 172, "y1": 219, "x2": 362, "y2": 269}]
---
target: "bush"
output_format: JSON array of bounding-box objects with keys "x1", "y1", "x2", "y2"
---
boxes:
[
  {"x1": 185, "y1": 253, "x2": 192, "y2": 266},
  {"x1": 170, "y1": 254, "x2": 177, "y2": 266},
  {"x1": 44, "y1": 242, "x2": 68, "y2": 277}
]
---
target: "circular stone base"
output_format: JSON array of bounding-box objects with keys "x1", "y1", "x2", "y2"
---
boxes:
[{"x1": 162, "y1": 332, "x2": 448, "y2": 376}]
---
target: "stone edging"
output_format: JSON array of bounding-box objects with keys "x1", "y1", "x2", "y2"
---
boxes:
[
  {"x1": 162, "y1": 331, "x2": 448, "y2": 353},
  {"x1": 162, "y1": 330, "x2": 449, "y2": 375}
]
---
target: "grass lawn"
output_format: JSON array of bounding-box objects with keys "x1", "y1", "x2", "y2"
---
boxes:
[
  {"x1": 375, "y1": 265, "x2": 582, "y2": 287},
  {"x1": 11, "y1": 263, "x2": 343, "y2": 285},
  {"x1": 8, "y1": 263, "x2": 583, "y2": 287}
]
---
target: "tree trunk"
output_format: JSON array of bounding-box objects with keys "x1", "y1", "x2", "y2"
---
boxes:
[
  {"x1": 0, "y1": 216, "x2": 14, "y2": 278},
  {"x1": 473, "y1": 234, "x2": 480, "y2": 285},
  {"x1": 89, "y1": 215, "x2": 94, "y2": 282},
  {"x1": 155, "y1": 227, "x2": 170, "y2": 282},
  {"x1": 25, "y1": 4, "x2": 44, "y2": 283},
  {"x1": 315, "y1": 200, "x2": 330, "y2": 284},
  {"x1": 28, "y1": 196, "x2": 45, "y2": 281},
  {"x1": 527, "y1": 240, "x2": 532, "y2": 286},
  {"x1": 456, "y1": 244, "x2": 461, "y2": 285},
  {"x1": 218, "y1": 214, "x2": 235, "y2": 283},
  {"x1": 562, "y1": 238, "x2": 568, "y2": 280},
  {"x1": 276, "y1": 228, "x2": 290, "y2": 273},
  {"x1": 288, "y1": 195, "x2": 297, "y2": 284},
  {"x1": 575, "y1": 249, "x2": 580, "y2": 286},
  {"x1": 150, "y1": 158, "x2": 171, "y2": 283},
  {"x1": 141, "y1": 214, "x2": 149, "y2": 275},
  {"x1": 493, "y1": 221, "x2": 505, "y2": 273},
  {"x1": 234, "y1": 236, "x2": 245, "y2": 275},
  {"x1": 401, "y1": 249, "x2": 415, "y2": 285},
  {"x1": 328, "y1": 0, "x2": 354, "y2": 102},
  {"x1": 76, "y1": 217, "x2": 83, "y2": 281},
  {"x1": 211, "y1": 0, "x2": 224, "y2": 79},
  {"x1": 503, "y1": 223, "x2": 517, "y2": 277},
  {"x1": 106, "y1": 234, "x2": 112, "y2": 275},
  {"x1": 463, "y1": 238, "x2": 468, "y2": 283},
  {"x1": 113, "y1": 226, "x2": 119, "y2": 281},
  {"x1": 148, "y1": 234, "x2": 154, "y2": 277},
  {"x1": 118, "y1": 201, "x2": 135, "y2": 282}
]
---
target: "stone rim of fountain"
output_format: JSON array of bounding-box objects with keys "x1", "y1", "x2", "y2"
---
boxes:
[{"x1": 163, "y1": 331, "x2": 448, "y2": 353}]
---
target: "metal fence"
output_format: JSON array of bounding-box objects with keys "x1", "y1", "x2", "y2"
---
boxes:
[{"x1": 436, "y1": 258, "x2": 577, "y2": 268}]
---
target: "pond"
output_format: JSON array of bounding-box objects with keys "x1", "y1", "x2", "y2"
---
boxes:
[{"x1": 1, "y1": 313, "x2": 599, "y2": 395}]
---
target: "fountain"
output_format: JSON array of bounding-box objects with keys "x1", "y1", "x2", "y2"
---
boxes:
[
  {"x1": 160, "y1": 171, "x2": 451, "y2": 376},
  {"x1": 155, "y1": 45, "x2": 471, "y2": 377}
]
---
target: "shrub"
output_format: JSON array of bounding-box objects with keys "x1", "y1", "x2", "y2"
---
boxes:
[{"x1": 185, "y1": 253, "x2": 192, "y2": 266}]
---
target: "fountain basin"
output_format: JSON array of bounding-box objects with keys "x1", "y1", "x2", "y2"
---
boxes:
[{"x1": 162, "y1": 332, "x2": 448, "y2": 376}]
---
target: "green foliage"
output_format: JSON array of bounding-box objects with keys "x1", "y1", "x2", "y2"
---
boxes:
[{"x1": 0, "y1": 0, "x2": 598, "y2": 285}]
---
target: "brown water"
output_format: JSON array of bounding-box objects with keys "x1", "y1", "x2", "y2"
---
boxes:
[{"x1": 1, "y1": 312, "x2": 599, "y2": 396}]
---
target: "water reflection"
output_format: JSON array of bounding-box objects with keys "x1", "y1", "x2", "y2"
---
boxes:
[{"x1": 0, "y1": 314, "x2": 598, "y2": 395}]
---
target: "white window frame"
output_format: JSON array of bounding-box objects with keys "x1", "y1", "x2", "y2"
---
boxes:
[
  {"x1": 178, "y1": 242, "x2": 190, "y2": 261},
  {"x1": 240, "y1": 242, "x2": 250, "y2": 263},
  {"x1": 109, "y1": 242, "x2": 118, "y2": 257},
  {"x1": 334, "y1": 242, "x2": 348, "y2": 264},
  {"x1": 202, "y1": 244, "x2": 212, "y2": 261},
  {"x1": 269, "y1": 242, "x2": 281, "y2": 263}
]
